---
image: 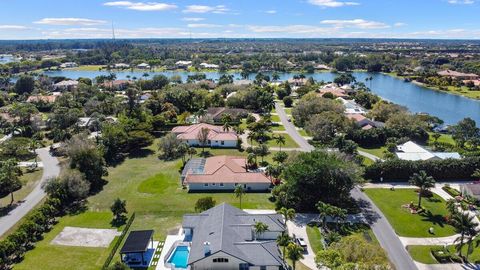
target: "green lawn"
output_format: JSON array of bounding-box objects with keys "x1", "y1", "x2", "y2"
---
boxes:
[
  {"x1": 0, "y1": 168, "x2": 43, "y2": 206},
  {"x1": 297, "y1": 129, "x2": 309, "y2": 137},
  {"x1": 364, "y1": 189, "x2": 456, "y2": 237},
  {"x1": 428, "y1": 133, "x2": 455, "y2": 146},
  {"x1": 406, "y1": 245, "x2": 439, "y2": 264},
  {"x1": 15, "y1": 143, "x2": 275, "y2": 269},
  {"x1": 252, "y1": 133, "x2": 299, "y2": 148},
  {"x1": 271, "y1": 125, "x2": 286, "y2": 131},
  {"x1": 14, "y1": 212, "x2": 119, "y2": 270},
  {"x1": 284, "y1": 108, "x2": 292, "y2": 115},
  {"x1": 306, "y1": 225, "x2": 323, "y2": 253},
  {"x1": 358, "y1": 146, "x2": 386, "y2": 159},
  {"x1": 407, "y1": 244, "x2": 480, "y2": 264},
  {"x1": 270, "y1": 114, "x2": 281, "y2": 122}
]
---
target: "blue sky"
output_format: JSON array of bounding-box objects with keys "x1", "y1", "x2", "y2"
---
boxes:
[{"x1": 0, "y1": 0, "x2": 479, "y2": 39}]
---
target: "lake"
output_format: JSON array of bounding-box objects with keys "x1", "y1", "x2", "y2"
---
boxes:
[{"x1": 41, "y1": 69, "x2": 480, "y2": 125}]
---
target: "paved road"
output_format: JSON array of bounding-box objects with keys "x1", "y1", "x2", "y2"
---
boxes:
[
  {"x1": 275, "y1": 102, "x2": 314, "y2": 152},
  {"x1": 0, "y1": 147, "x2": 60, "y2": 236},
  {"x1": 351, "y1": 188, "x2": 418, "y2": 270},
  {"x1": 277, "y1": 102, "x2": 417, "y2": 269}
]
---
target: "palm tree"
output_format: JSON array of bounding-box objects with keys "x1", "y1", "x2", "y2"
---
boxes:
[
  {"x1": 254, "y1": 221, "x2": 269, "y2": 240},
  {"x1": 286, "y1": 242, "x2": 304, "y2": 270},
  {"x1": 451, "y1": 211, "x2": 478, "y2": 258},
  {"x1": 234, "y1": 184, "x2": 246, "y2": 209},
  {"x1": 466, "y1": 228, "x2": 479, "y2": 261},
  {"x1": 276, "y1": 233, "x2": 291, "y2": 262},
  {"x1": 196, "y1": 127, "x2": 210, "y2": 155},
  {"x1": 246, "y1": 153, "x2": 256, "y2": 170},
  {"x1": 316, "y1": 201, "x2": 333, "y2": 230},
  {"x1": 408, "y1": 170, "x2": 436, "y2": 208},
  {"x1": 278, "y1": 207, "x2": 296, "y2": 227},
  {"x1": 432, "y1": 132, "x2": 441, "y2": 149},
  {"x1": 221, "y1": 113, "x2": 233, "y2": 132},
  {"x1": 29, "y1": 139, "x2": 38, "y2": 167},
  {"x1": 247, "y1": 132, "x2": 256, "y2": 146},
  {"x1": 274, "y1": 134, "x2": 286, "y2": 152},
  {"x1": 187, "y1": 147, "x2": 197, "y2": 159}
]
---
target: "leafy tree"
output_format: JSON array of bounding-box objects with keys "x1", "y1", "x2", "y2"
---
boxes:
[
  {"x1": 194, "y1": 197, "x2": 216, "y2": 212},
  {"x1": 108, "y1": 262, "x2": 130, "y2": 270},
  {"x1": 272, "y1": 151, "x2": 288, "y2": 165},
  {"x1": 306, "y1": 111, "x2": 350, "y2": 144},
  {"x1": 102, "y1": 123, "x2": 129, "y2": 162},
  {"x1": 234, "y1": 184, "x2": 246, "y2": 209},
  {"x1": 158, "y1": 133, "x2": 183, "y2": 160},
  {"x1": 197, "y1": 127, "x2": 210, "y2": 155},
  {"x1": 316, "y1": 201, "x2": 334, "y2": 230},
  {"x1": 316, "y1": 249, "x2": 344, "y2": 269},
  {"x1": 368, "y1": 101, "x2": 407, "y2": 123},
  {"x1": 277, "y1": 151, "x2": 361, "y2": 211},
  {"x1": 127, "y1": 130, "x2": 154, "y2": 150},
  {"x1": 110, "y1": 198, "x2": 127, "y2": 226},
  {"x1": 286, "y1": 242, "x2": 304, "y2": 270},
  {"x1": 0, "y1": 159, "x2": 22, "y2": 205},
  {"x1": 14, "y1": 75, "x2": 35, "y2": 95},
  {"x1": 451, "y1": 118, "x2": 479, "y2": 149},
  {"x1": 333, "y1": 73, "x2": 356, "y2": 86},
  {"x1": 292, "y1": 95, "x2": 343, "y2": 127},
  {"x1": 66, "y1": 134, "x2": 107, "y2": 190},
  {"x1": 283, "y1": 96, "x2": 293, "y2": 107}
]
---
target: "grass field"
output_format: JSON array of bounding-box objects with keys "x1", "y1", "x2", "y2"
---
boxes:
[
  {"x1": 358, "y1": 146, "x2": 387, "y2": 159},
  {"x1": 271, "y1": 125, "x2": 286, "y2": 131},
  {"x1": 306, "y1": 225, "x2": 323, "y2": 253},
  {"x1": 270, "y1": 114, "x2": 281, "y2": 122},
  {"x1": 14, "y1": 212, "x2": 119, "y2": 270},
  {"x1": 14, "y1": 143, "x2": 276, "y2": 269},
  {"x1": 364, "y1": 189, "x2": 456, "y2": 237},
  {"x1": 407, "y1": 244, "x2": 480, "y2": 264},
  {"x1": 252, "y1": 133, "x2": 299, "y2": 148},
  {"x1": 0, "y1": 168, "x2": 43, "y2": 206},
  {"x1": 428, "y1": 133, "x2": 455, "y2": 146}
]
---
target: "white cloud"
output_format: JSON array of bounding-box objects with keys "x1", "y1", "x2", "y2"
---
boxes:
[
  {"x1": 394, "y1": 22, "x2": 406, "y2": 27},
  {"x1": 320, "y1": 19, "x2": 389, "y2": 29},
  {"x1": 308, "y1": 0, "x2": 359, "y2": 7},
  {"x1": 183, "y1": 5, "x2": 229, "y2": 14},
  {"x1": 187, "y1": 24, "x2": 221, "y2": 28},
  {"x1": 265, "y1": 10, "x2": 277, "y2": 14},
  {"x1": 447, "y1": 0, "x2": 474, "y2": 4},
  {"x1": 0, "y1": 25, "x2": 28, "y2": 30},
  {"x1": 103, "y1": 1, "x2": 177, "y2": 11},
  {"x1": 248, "y1": 24, "x2": 332, "y2": 34},
  {"x1": 182, "y1": 17, "x2": 205, "y2": 22},
  {"x1": 34, "y1": 18, "x2": 107, "y2": 26}
]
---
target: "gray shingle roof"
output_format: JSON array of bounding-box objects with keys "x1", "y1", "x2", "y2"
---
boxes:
[{"x1": 184, "y1": 203, "x2": 285, "y2": 266}]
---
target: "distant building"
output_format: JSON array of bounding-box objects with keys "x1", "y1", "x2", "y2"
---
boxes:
[
  {"x1": 318, "y1": 84, "x2": 350, "y2": 98},
  {"x1": 315, "y1": 64, "x2": 331, "y2": 70},
  {"x1": 396, "y1": 141, "x2": 461, "y2": 161},
  {"x1": 100, "y1": 80, "x2": 133, "y2": 90},
  {"x1": 206, "y1": 107, "x2": 248, "y2": 124},
  {"x1": 27, "y1": 94, "x2": 59, "y2": 103},
  {"x1": 461, "y1": 184, "x2": 480, "y2": 200},
  {"x1": 346, "y1": 114, "x2": 384, "y2": 130},
  {"x1": 338, "y1": 97, "x2": 368, "y2": 114},
  {"x1": 287, "y1": 78, "x2": 307, "y2": 87},
  {"x1": 172, "y1": 123, "x2": 238, "y2": 148},
  {"x1": 54, "y1": 80, "x2": 79, "y2": 91},
  {"x1": 233, "y1": 79, "x2": 253, "y2": 86},
  {"x1": 199, "y1": 63, "x2": 219, "y2": 69},
  {"x1": 60, "y1": 62, "x2": 77, "y2": 68},
  {"x1": 437, "y1": 70, "x2": 479, "y2": 80},
  {"x1": 181, "y1": 156, "x2": 272, "y2": 191},
  {"x1": 114, "y1": 63, "x2": 130, "y2": 69},
  {"x1": 137, "y1": 63, "x2": 151, "y2": 69},
  {"x1": 175, "y1": 60, "x2": 192, "y2": 69}
]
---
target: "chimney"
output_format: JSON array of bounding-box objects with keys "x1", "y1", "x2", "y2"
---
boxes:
[{"x1": 203, "y1": 241, "x2": 211, "y2": 256}]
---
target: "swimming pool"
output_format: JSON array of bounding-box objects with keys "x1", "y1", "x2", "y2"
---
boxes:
[{"x1": 168, "y1": 245, "x2": 190, "y2": 268}]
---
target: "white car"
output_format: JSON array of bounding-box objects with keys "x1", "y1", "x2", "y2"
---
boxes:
[{"x1": 296, "y1": 237, "x2": 307, "y2": 250}]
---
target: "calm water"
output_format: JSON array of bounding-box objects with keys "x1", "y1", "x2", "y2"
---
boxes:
[{"x1": 41, "y1": 70, "x2": 480, "y2": 125}]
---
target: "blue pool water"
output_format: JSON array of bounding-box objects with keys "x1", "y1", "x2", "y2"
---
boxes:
[{"x1": 168, "y1": 246, "x2": 189, "y2": 268}]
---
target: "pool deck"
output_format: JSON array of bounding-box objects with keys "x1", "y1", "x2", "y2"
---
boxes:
[{"x1": 156, "y1": 231, "x2": 185, "y2": 270}]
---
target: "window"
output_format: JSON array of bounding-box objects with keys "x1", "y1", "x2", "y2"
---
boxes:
[
  {"x1": 260, "y1": 267, "x2": 267, "y2": 270},
  {"x1": 220, "y1": 183, "x2": 224, "y2": 187},
  {"x1": 221, "y1": 141, "x2": 224, "y2": 145},
  {"x1": 212, "y1": 183, "x2": 216, "y2": 186},
  {"x1": 204, "y1": 183, "x2": 208, "y2": 187},
  {"x1": 239, "y1": 263, "x2": 249, "y2": 270},
  {"x1": 213, "y1": 258, "x2": 229, "y2": 263}
]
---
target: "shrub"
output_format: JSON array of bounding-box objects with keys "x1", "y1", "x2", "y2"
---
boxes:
[
  {"x1": 283, "y1": 96, "x2": 293, "y2": 107},
  {"x1": 364, "y1": 157, "x2": 480, "y2": 182}
]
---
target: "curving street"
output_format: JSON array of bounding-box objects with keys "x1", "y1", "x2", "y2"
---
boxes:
[
  {"x1": 275, "y1": 101, "x2": 418, "y2": 270},
  {"x1": 0, "y1": 147, "x2": 60, "y2": 237}
]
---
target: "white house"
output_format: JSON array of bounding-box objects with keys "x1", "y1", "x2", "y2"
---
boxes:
[
  {"x1": 200, "y1": 63, "x2": 219, "y2": 69},
  {"x1": 137, "y1": 63, "x2": 150, "y2": 69},
  {"x1": 396, "y1": 141, "x2": 461, "y2": 161},
  {"x1": 60, "y1": 62, "x2": 77, "y2": 68},
  {"x1": 163, "y1": 203, "x2": 286, "y2": 270}
]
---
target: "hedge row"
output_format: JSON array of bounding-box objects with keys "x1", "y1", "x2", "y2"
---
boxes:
[
  {"x1": 364, "y1": 157, "x2": 480, "y2": 182},
  {"x1": 102, "y1": 212, "x2": 136, "y2": 269}
]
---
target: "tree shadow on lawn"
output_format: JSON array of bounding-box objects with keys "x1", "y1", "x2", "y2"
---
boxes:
[
  {"x1": 0, "y1": 204, "x2": 19, "y2": 218},
  {"x1": 128, "y1": 148, "x2": 155, "y2": 159},
  {"x1": 419, "y1": 210, "x2": 449, "y2": 229}
]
